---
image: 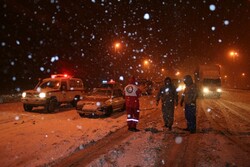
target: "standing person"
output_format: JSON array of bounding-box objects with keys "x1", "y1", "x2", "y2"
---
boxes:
[
  {"x1": 156, "y1": 77, "x2": 178, "y2": 131},
  {"x1": 180, "y1": 75, "x2": 198, "y2": 134},
  {"x1": 124, "y1": 76, "x2": 142, "y2": 132}
]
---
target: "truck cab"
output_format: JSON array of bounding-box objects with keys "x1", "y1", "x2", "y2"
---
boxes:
[{"x1": 194, "y1": 65, "x2": 222, "y2": 98}]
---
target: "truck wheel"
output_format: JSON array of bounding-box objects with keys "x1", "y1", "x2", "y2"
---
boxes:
[
  {"x1": 45, "y1": 98, "x2": 58, "y2": 113},
  {"x1": 79, "y1": 113, "x2": 85, "y2": 117},
  {"x1": 104, "y1": 107, "x2": 113, "y2": 117},
  {"x1": 23, "y1": 104, "x2": 33, "y2": 111}
]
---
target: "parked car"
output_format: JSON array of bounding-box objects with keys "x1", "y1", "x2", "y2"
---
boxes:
[
  {"x1": 76, "y1": 87, "x2": 125, "y2": 117},
  {"x1": 21, "y1": 74, "x2": 85, "y2": 113},
  {"x1": 99, "y1": 79, "x2": 123, "y2": 89}
]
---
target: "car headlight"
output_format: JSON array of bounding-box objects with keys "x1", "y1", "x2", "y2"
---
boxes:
[
  {"x1": 203, "y1": 87, "x2": 209, "y2": 93},
  {"x1": 22, "y1": 92, "x2": 26, "y2": 98},
  {"x1": 39, "y1": 92, "x2": 46, "y2": 98},
  {"x1": 217, "y1": 88, "x2": 222, "y2": 92}
]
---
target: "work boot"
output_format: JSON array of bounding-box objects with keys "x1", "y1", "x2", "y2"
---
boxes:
[
  {"x1": 128, "y1": 127, "x2": 134, "y2": 131},
  {"x1": 131, "y1": 128, "x2": 140, "y2": 132},
  {"x1": 190, "y1": 130, "x2": 196, "y2": 134}
]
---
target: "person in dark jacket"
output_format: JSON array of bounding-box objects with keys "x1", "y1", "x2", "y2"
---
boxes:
[
  {"x1": 180, "y1": 75, "x2": 198, "y2": 133},
  {"x1": 156, "y1": 77, "x2": 178, "y2": 130},
  {"x1": 124, "y1": 76, "x2": 142, "y2": 132}
]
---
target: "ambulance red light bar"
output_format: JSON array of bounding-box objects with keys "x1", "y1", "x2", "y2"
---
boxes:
[
  {"x1": 51, "y1": 74, "x2": 70, "y2": 78},
  {"x1": 109, "y1": 79, "x2": 116, "y2": 83}
]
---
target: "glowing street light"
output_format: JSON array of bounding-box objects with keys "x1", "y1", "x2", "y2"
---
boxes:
[
  {"x1": 228, "y1": 50, "x2": 239, "y2": 88},
  {"x1": 175, "y1": 71, "x2": 180, "y2": 76},
  {"x1": 112, "y1": 42, "x2": 122, "y2": 80},
  {"x1": 114, "y1": 42, "x2": 121, "y2": 52},
  {"x1": 144, "y1": 60, "x2": 149, "y2": 66},
  {"x1": 229, "y1": 51, "x2": 238, "y2": 62}
]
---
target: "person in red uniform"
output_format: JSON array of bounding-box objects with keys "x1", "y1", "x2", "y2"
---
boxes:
[{"x1": 124, "y1": 76, "x2": 142, "y2": 132}]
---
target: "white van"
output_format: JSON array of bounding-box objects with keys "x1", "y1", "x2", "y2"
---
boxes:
[{"x1": 21, "y1": 74, "x2": 85, "y2": 112}]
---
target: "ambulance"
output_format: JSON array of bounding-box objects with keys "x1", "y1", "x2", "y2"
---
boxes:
[{"x1": 21, "y1": 74, "x2": 85, "y2": 112}]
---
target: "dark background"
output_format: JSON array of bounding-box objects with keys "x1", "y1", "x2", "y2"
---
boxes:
[{"x1": 1, "y1": 0, "x2": 249, "y2": 94}]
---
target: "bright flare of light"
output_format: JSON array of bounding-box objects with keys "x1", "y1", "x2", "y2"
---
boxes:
[
  {"x1": 22, "y1": 92, "x2": 26, "y2": 98},
  {"x1": 143, "y1": 13, "x2": 150, "y2": 20},
  {"x1": 119, "y1": 76, "x2": 124, "y2": 81},
  {"x1": 15, "y1": 116, "x2": 20, "y2": 121},
  {"x1": 229, "y1": 51, "x2": 238, "y2": 57},
  {"x1": 207, "y1": 108, "x2": 212, "y2": 112},
  {"x1": 96, "y1": 102, "x2": 101, "y2": 107},
  {"x1": 115, "y1": 42, "x2": 121, "y2": 49},
  {"x1": 164, "y1": 88, "x2": 169, "y2": 92},
  {"x1": 39, "y1": 92, "x2": 46, "y2": 98},
  {"x1": 203, "y1": 87, "x2": 209, "y2": 93},
  {"x1": 217, "y1": 88, "x2": 222, "y2": 92},
  {"x1": 144, "y1": 60, "x2": 149, "y2": 66},
  {"x1": 209, "y1": 4, "x2": 216, "y2": 11}
]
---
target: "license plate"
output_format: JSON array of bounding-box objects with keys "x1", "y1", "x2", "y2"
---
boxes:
[{"x1": 82, "y1": 104, "x2": 98, "y2": 111}]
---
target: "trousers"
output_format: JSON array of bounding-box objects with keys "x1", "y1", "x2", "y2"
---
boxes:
[{"x1": 184, "y1": 104, "x2": 196, "y2": 131}]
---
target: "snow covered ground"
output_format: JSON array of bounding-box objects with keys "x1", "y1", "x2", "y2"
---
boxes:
[{"x1": 0, "y1": 90, "x2": 249, "y2": 167}]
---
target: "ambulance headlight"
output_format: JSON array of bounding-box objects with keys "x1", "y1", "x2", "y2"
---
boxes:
[
  {"x1": 39, "y1": 92, "x2": 46, "y2": 98},
  {"x1": 22, "y1": 92, "x2": 26, "y2": 98}
]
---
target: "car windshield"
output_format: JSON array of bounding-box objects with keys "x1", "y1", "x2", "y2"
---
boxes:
[
  {"x1": 38, "y1": 80, "x2": 60, "y2": 89},
  {"x1": 92, "y1": 89, "x2": 112, "y2": 97}
]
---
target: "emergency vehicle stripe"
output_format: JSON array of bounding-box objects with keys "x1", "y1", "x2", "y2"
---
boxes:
[{"x1": 127, "y1": 118, "x2": 139, "y2": 122}]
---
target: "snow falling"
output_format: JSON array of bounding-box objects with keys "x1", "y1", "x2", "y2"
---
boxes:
[{"x1": 0, "y1": 1, "x2": 249, "y2": 93}]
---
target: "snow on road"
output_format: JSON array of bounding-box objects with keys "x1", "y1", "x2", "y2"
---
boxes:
[{"x1": 0, "y1": 90, "x2": 250, "y2": 167}]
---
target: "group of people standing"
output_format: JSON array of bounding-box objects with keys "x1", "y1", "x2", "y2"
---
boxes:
[{"x1": 124, "y1": 75, "x2": 198, "y2": 134}]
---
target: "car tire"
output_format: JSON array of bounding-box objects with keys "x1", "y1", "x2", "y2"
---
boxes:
[
  {"x1": 79, "y1": 113, "x2": 85, "y2": 117},
  {"x1": 45, "y1": 98, "x2": 58, "y2": 113},
  {"x1": 23, "y1": 104, "x2": 33, "y2": 112},
  {"x1": 104, "y1": 106, "x2": 113, "y2": 117}
]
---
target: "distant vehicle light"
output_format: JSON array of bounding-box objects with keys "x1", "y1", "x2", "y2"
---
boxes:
[
  {"x1": 39, "y1": 92, "x2": 46, "y2": 98},
  {"x1": 109, "y1": 79, "x2": 115, "y2": 83},
  {"x1": 22, "y1": 92, "x2": 26, "y2": 98},
  {"x1": 203, "y1": 87, "x2": 209, "y2": 93},
  {"x1": 102, "y1": 80, "x2": 108, "y2": 84},
  {"x1": 217, "y1": 88, "x2": 222, "y2": 92}
]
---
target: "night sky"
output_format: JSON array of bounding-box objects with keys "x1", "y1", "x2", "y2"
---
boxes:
[{"x1": 1, "y1": 0, "x2": 250, "y2": 94}]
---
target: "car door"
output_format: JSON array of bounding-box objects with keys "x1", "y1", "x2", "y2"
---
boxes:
[{"x1": 112, "y1": 89, "x2": 124, "y2": 110}]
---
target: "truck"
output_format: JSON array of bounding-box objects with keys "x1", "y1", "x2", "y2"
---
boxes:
[{"x1": 194, "y1": 64, "x2": 222, "y2": 98}]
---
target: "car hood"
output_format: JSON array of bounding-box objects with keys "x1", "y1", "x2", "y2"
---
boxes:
[
  {"x1": 80, "y1": 96, "x2": 110, "y2": 103},
  {"x1": 24, "y1": 88, "x2": 57, "y2": 93}
]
